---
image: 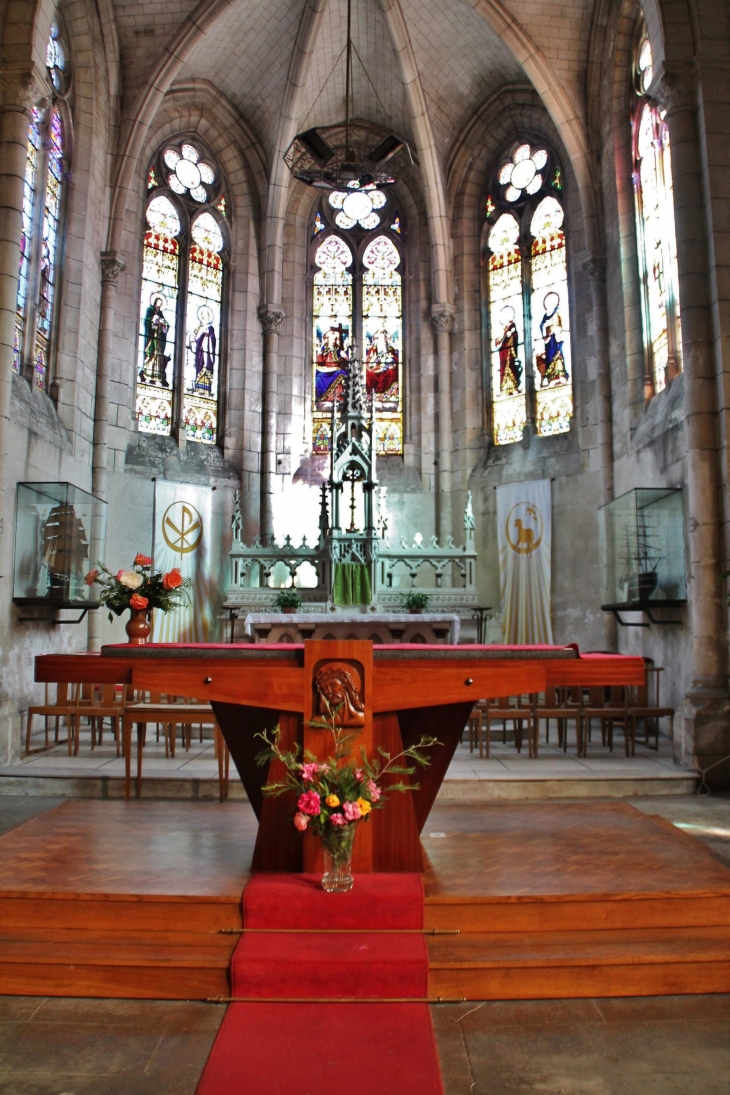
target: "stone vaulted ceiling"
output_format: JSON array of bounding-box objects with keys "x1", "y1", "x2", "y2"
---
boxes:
[{"x1": 111, "y1": 0, "x2": 597, "y2": 167}]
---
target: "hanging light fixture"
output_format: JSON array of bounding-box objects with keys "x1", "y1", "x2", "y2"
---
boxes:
[{"x1": 284, "y1": 0, "x2": 409, "y2": 191}]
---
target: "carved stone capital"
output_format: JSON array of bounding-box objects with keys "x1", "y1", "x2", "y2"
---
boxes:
[
  {"x1": 0, "y1": 65, "x2": 49, "y2": 115},
  {"x1": 582, "y1": 254, "x2": 607, "y2": 284},
  {"x1": 651, "y1": 67, "x2": 696, "y2": 114},
  {"x1": 100, "y1": 251, "x2": 126, "y2": 287},
  {"x1": 431, "y1": 303, "x2": 456, "y2": 334},
  {"x1": 258, "y1": 306, "x2": 286, "y2": 335}
]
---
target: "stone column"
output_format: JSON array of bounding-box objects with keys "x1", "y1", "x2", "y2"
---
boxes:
[
  {"x1": 656, "y1": 69, "x2": 730, "y2": 783},
  {"x1": 88, "y1": 251, "x2": 125, "y2": 652},
  {"x1": 431, "y1": 303, "x2": 455, "y2": 540},
  {"x1": 258, "y1": 305, "x2": 285, "y2": 545},
  {"x1": 0, "y1": 70, "x2": 45, "y2": 563},
  {"x1": 583, "y1": 253, "x2": 617, "y2": 651}
]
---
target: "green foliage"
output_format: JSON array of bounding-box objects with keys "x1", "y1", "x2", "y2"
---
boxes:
[
  {"x1": 271, "y1": 588, "x2": 302, "y2": 611},
  {"x1": 400, "y1": 589, "x2": 431, "y2": 611},
  {"x1": 255, "y1": 700, "x2": 440, "y2": 839}
]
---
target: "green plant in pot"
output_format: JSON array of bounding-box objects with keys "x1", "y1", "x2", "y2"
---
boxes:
[
  {"x1": 272, "y1": 588, "x2": 302, "y2": 614},
  {"x1": 400, "y1": 590, "x2": 431, "y2": 614}
]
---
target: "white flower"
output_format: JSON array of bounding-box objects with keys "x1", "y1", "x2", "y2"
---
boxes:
[{"x1": 118, "y1": 570, "x2": 143, "y2": 590}]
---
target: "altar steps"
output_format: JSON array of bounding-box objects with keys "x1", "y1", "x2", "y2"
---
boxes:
[
  {"x1": 428, "y1": 925, "x2": 730, "y2": 1000},
  {"x1": 0, "y1": 894, "x2": 240, "y2": 999}
]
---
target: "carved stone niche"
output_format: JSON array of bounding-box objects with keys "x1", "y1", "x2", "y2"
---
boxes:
[{"x1": 313, "y1": 660, "x2": 365, "y2": 728}]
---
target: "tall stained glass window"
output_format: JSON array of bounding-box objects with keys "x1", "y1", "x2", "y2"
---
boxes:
[
  {"x1": 14, "y1": 18, "x2": 69, "y2": 390},
  {"x1": 311, "y1": 186, "x2": 404, "y2": 455},
  {"x1": 530, "y1": 197, "x2": 573, "y2": 435},
  {"x1": 632, "y1": 23, "x2": 681, "y2": 395},
  {"x1": 488, "y1": 214, "x2": 525, "y2": 445},
  {"x1": 137, "y1": 141, "x2": 227, "y2": 444},
  {"x1": 312, "y1": 235, "x2": 352, "y2": 455},
  {"x1": 483, "y1": 142, "x2": 573, "y2": 444}
]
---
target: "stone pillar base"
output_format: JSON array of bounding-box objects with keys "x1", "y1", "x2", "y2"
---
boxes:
[{"x1": 679, "y1": 681, "x2": 730, "y2": 790}]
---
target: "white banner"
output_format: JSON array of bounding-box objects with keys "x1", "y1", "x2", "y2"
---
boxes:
[
  {"x1": 496, "y1": 478, "x2": 553, "y2": 644},
  {"x1": 151, "y1": 482, "x2": 221, "y2": 643}
]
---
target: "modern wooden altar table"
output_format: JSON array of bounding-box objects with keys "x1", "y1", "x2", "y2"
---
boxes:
[{"x1": 35, "y1": 642, "x2": 645, "y2": 873}]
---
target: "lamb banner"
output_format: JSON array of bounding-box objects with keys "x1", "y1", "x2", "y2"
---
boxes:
[{"x1": 496, "y1": 478, "x2": 553, "y2": 644}]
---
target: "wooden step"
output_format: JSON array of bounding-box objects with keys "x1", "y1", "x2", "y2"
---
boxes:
[
  {"x1": 428, "y1": 926, "x2": 730, "y2": 999},
  {"x1": 424, "y1": 890, "x2": 730, "y2": 933},
  {"x1": 0, "y1": 892, "x2": 241, "y2": 931}
]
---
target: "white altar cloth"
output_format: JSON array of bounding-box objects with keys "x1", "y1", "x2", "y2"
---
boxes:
[{"x1": 243, "y1": 612, "x2": 461, "y2": 645}]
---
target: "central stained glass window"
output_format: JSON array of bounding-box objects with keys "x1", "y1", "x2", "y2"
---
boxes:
[
  {"x1": 311, "y1": 196, "x2": 404, "y2": 455},
  {"x1": 484, "y1": 141, "x2": 573, "y2": 444},
  {"x1": 136, "y1": 142, "x2": 227, "y2": 444}
]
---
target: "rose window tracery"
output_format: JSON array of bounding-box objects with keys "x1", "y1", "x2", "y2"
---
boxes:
[
  {"x1": 498, "y1": 144, "x2": 548, "y2": 203},
  {"x1": 164, "y1": 144, "x2": 216, "y2": 203}
]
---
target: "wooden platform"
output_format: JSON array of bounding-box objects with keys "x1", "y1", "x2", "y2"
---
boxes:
[{"x1": 0, "y1": 799, "x2": 729, "y2": 1000}]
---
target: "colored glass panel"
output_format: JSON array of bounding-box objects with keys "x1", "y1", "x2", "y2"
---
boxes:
[
  {"x1": 34, "y1": 107, "x2": 64, "y2": 391},
  {"x1": 136, "y1": 195, "x2": 180, "y2": 435},
  {"x1": 634, "y1": 101, "x2": 681, "y2": 393},
  {"x1": 362, "y1": 235, "x2": 403, "y2": 454},
  {"x1": 530, "y1": 197, "x2": 573, "y2": 437},
  {"x1": 312, "y1": 235, "x2": 352, "y2": 453},
  {"x1": 183, "y1": 213, "x2": 223, "y2": 444},
  {"x1": 488, "y1": 214, "x2": 526, "y2": 445},
  {"x1": 15, "y1": 107, "x2": 41, "y2": 373}
]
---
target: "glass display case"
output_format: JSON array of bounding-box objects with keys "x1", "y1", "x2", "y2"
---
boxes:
[
  {"x1": 598, "y1": 488, "x2": 686, "y2": 613},
  {"x1": 13, "y1": 483, "x2": 107, "y2": 608}
]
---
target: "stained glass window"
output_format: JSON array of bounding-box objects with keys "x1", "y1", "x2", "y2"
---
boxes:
[
  {"x1": 363, "y1": 235, "x2": 402, "y2": 454},
  {"x1": 312, "y1": 235, "x2": 352, "y2": 454},
  {"x1": 138, "y1": 145, "x2": 227, "y2": 444},
  {"x1": 184, "y1": 213, "x2": 223, "y2": 443},
  {"x1": 632, "y1": 27, "x2": 681, "y2": 395},
  {"x1": 34, "y1": 108, "x2": 64, "y2": 391},
  {"x1": 136, "y1": 196, "x2": 180, "y2": 436},
  {"x1": 14, "y1": 16, "x2": 68, "y2": 389},
  {"x1": 15, "y1": 107, "x2": 41, "y2": 374},
  {"x1": 488, "y1": 214, "x2": 525, "y2": 445},
  {"x1": 485, "y1": 141, "x2": 573, "y2": 444},
  {"x1": 530, "y1": 197, "x2": 573, "y2": 436}
]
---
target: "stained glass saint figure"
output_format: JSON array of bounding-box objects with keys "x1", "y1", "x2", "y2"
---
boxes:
[{"x1": 141, "y1": 296, "x2": 171, "y2": 386}]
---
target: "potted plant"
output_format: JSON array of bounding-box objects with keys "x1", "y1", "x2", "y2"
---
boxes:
[
  {"x1": 400, "y1": 590, "x2": 431, "y2": 614},
  {"x1": 85, "y1": 554, "x2": 191, "y2": 644},
  {"x1": 256, "y1": 704, "x2": 438, "y2": 892},
  {"x1": 272, "y1": 588, "x2": 302, "y2": 614}
]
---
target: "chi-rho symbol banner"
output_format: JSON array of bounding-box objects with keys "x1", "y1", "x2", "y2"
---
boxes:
[{"x1": 496, "y1": 478, "x2": 553, "y2": 644}]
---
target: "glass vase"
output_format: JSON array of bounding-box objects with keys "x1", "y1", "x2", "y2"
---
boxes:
[{"x1": 320, "y1": 823, "x2": 356, "y2": 892}]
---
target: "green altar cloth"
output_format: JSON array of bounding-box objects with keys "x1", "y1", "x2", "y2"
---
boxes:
[{"x1": 333, "y1": 563, "x2": 372, "y2": 606}]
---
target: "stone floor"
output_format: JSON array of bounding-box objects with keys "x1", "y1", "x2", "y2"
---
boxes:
[{"x1": 0, "y1": 792, "x2": 729, "y2": 1094}]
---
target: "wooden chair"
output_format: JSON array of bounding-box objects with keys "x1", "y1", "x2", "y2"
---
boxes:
[
  {"x1": 123, "y1": 695, "x2": 225, "y2": 800},
  {"x1": 486, "y1": 695, "x2": 537, "y2": 757},
  {"x1": 582, "y1": 685, "x2": 631, "y2": 755},
  {"x1": 73, "y1": 683, "x2": 127, "y2": 755},
  {"x1": 24, "y1": 682, "x2": 78, "y2": 756},
  {"x1": 466, "y1": 701, "x2": 486, "y2": 756},
  {"x1": 531, "y1": 687, "x2": 584, "y2": 755},
  {"x1": 628, "y1": 665, "x2": 674, "y2": 754}
]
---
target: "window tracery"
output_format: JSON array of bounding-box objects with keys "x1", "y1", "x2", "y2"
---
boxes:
[
  {"x1": 484, "y1": 141, "x2": 573, "y2": 445},
  {"x1": 631, "y1": 22, "x2": 681, "y2": 396},
  {"x1": 311, "y1": 191, "x2": 403, "y2": 455},
  {"x1": 14, "y1": 16, "x2": 69, "y2": 391},
  {"x1": 137, "y1": 142, "x2": 228, "y2": 445}
]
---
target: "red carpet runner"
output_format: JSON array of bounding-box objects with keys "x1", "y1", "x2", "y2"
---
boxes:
[{"x1": 196, "y1": 873, "x2": 444, "y2": 1095}]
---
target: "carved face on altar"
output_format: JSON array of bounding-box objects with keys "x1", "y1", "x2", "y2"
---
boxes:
[{"x1": 314, "y1": 661, "x2": 365, "y2": 728}]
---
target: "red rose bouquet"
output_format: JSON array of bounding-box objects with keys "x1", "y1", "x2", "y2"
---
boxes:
[{"x1": 85, "y1": 555, "x2": 191, "y2": 622}]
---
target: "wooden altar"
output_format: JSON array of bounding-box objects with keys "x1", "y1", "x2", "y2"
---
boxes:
[{"x1": 35, "y1": 642, "x2": 645, "y2": 874}]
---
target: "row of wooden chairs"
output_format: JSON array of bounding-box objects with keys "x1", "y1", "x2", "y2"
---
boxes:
[
  {"x1": 24, "y1": 683, "x2": 230, "y2": 801},
  {"x1": 466, "y1": 666, "x2": 674, "y2": 759}
]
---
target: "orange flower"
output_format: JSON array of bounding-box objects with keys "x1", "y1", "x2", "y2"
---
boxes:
[
  {"x1": 129, "y1": 593, "x2": 149, "y2": 610},
  {"x1": 84, "y1": 569, "x2": 99, "y2": 586},
  {"x1": 162, "y1": 568, "x2": 183, "y2": 590},
  {"x1": 134, "y1": 553, "x2": 152, "y2": 567}
]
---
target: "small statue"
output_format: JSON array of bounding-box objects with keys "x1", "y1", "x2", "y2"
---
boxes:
[{"x1": 231, "y1": 490, "x2": 243, "y2": 542}]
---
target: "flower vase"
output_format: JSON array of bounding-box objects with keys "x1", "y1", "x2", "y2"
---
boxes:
[
  {"x1": 320, "y1": 823, "x2": 356, "y2": 892},
  {"x1": 126, "y1": 609, "x2": 151, "y2": 645}
]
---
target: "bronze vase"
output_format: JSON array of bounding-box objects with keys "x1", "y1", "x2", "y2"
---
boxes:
[{"x1": 126, "y1": 608, "x2": 151, "y2": 645}]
